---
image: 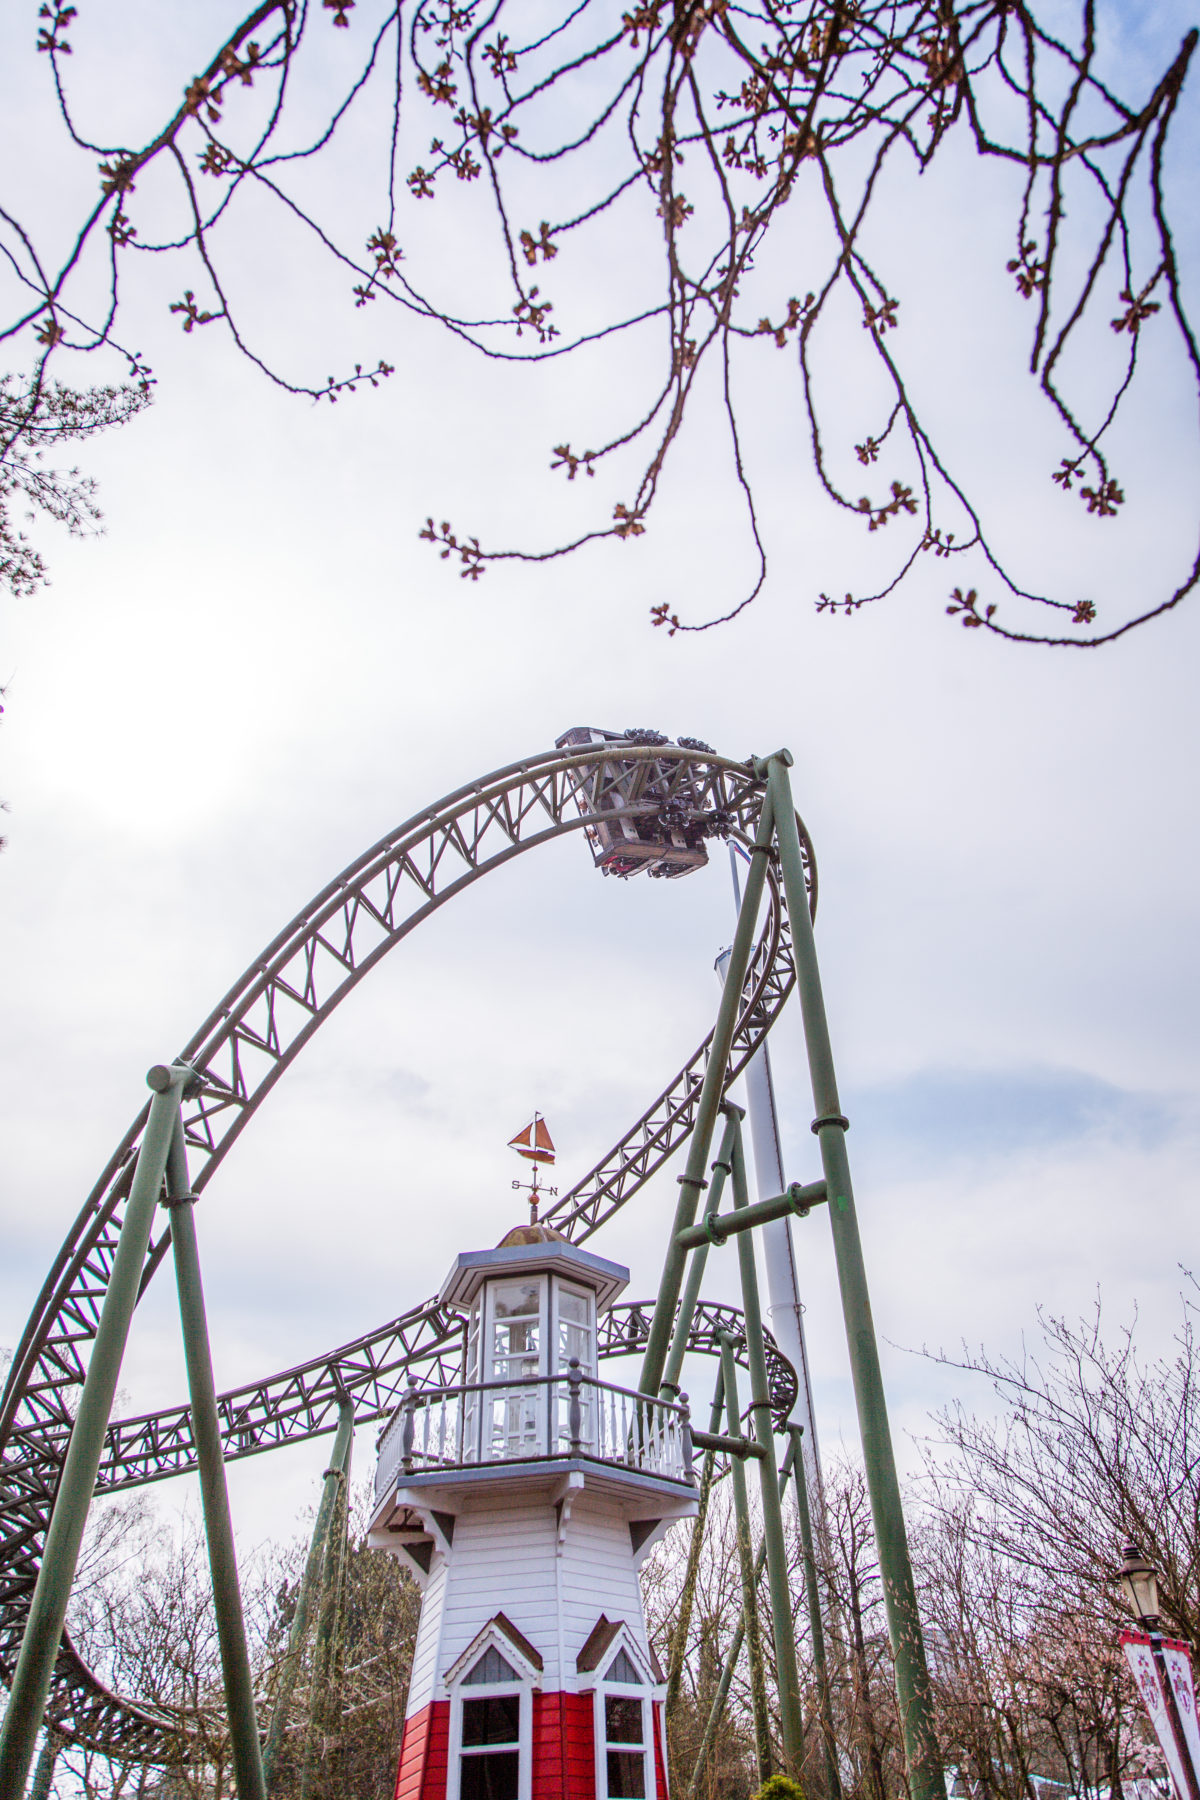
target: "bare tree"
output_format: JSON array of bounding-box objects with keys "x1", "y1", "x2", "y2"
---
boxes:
[
  {"x1": 58, "y1": 1480, "x2": 420, "y2": 1800},
  {"x1": 915, "y1": 1503, "x2": 1143, "y2": 1800},
  {"x1": 2, "y1": 0, "x2": 1196, "y2": 643},
  {"x1": 643, "y1": 1485, "x2": 762, "y2": 1799},
  {"x1": 820, "y1": 1459, "x2": 902, "y2": 1800},
  {"x1": 261, "y1": 1483, "x2": 421, "y2": 1800},
  {"x1": 913, "y1": 1282, "x2": 1200, "y2": 1800},
  {"x1": 0, "y1": 375, "x2": 150, "y2": 598},
  {"x1": 923, "y1": 1280, "x2": 1200, "y2": 1646}
]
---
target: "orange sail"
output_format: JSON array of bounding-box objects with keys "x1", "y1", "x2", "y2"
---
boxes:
[{"x1": 508, "y1": 1113, "x2": 556, "y2": 1164}]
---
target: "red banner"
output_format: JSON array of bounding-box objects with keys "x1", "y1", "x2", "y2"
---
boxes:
[{"x1": 1121, "y1": 1631, "x2": 1199, "y2": 1800}]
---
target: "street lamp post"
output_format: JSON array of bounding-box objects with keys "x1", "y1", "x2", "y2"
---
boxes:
[{"x1": 1119, "y1": 1543, "x2": 1200, "y2": 1800}]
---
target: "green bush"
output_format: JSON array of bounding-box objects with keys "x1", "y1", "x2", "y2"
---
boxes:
[{"x1": 752, "y1": 1777, "x2": 806, "y2": 1800}]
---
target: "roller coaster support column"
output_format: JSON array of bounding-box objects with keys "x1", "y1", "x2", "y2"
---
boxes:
[
  {"x1": 729, "y1": 1120, "x2": 805, "y2": 1773},
  {"x1": 29, "y1": 1727, "x2": 63, "y2": 1800},
  {"x1": 662, "y1": 1159, "x2": 733, "y2": 1744},
  {"x1": 718, "y1": 872, "x2": 824, "y2": 1506},
  {"x1": 660, "y1": 1108, "x2": 741, "y2": 1401},
  {"x1": 665, "y1": 1366, "x2": 725, "y2": 1722},
  {"x1": 763, "y1": 752, "x2": 944, "y2": 1800},
  {"x1": 164, "y1": 1121, "x2": 267, "y2": 1800},
  {"x1": 719, "y1": 1335, "x2": 772, "y2": 1782},
  {"x1": 640, "y1": 792, "x2": 776, "y2": 1400},
  {"x1": 789, "y1": 1425, "x2": 841, "y2": 1800},
  {"x1": 0, "y1": 1063, "x2": 190, "y2": 1800},
  {"x1": 685, "y1": 1440, "x2": 797, "y2": 1800},
  {"x1": 263, "y1": 1394, "x2": 355, "y2": 1792}
]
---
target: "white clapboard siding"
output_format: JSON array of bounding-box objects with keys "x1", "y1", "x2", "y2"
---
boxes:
[
  {"x1": 405, "y1": 1560, "x2": 450, "y2": 1716},
  {"x1": 401, "y1": 1481, "x2": 667, "y2": 1717},
  {"x1": 561, "y1": 1499, "x2": 650, "y2": 1660},
  {"x1": 438, "y1": 1504, "x2": 561, "y2": 1683}
]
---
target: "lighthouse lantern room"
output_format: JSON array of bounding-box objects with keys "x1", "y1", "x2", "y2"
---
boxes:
[{"x1": 369, "y1": 1216, "x2": 697, "y2": 1800}]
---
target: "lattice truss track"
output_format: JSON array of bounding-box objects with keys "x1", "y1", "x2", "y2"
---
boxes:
[{"x1": 0, "y1": 743, "x2": 815, "y2": 1757}]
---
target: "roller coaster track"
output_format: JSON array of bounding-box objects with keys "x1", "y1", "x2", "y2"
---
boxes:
[{"x1": 0, "y1": 741, "x2": 815, "y2": 1758}]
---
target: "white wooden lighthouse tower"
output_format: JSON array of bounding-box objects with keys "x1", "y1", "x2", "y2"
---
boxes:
[{"x1": 368, "y1": 1220, "x2": 697, "y2": 1800}]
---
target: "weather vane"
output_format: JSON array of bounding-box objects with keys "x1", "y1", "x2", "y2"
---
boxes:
[{"x1": 508, "y1": 1113, "x2": 557, "y2": 1225}]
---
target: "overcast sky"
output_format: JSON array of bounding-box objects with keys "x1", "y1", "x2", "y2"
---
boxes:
[{"x1": 1, "y1": 0, "x2": 1198, "y2": 1557}]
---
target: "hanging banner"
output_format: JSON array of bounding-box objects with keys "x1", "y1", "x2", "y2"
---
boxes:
[
  {"x1": 1162, "y1": 1641, "x2": 1200, "y2": 1781},
  {"x1": 1121, "y1": 1631, "x2": 1197, "y2": 1800}
]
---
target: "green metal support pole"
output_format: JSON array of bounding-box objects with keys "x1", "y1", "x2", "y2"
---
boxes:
[
  {"x1": 690, "y1": 1430, "x2": 766, "y2": 1461},
  {"x1": 728, "y1": 1122, "x2": 805, "y2": 1774},
  {"x1": 164, "y1": 1124, "x2": 267, "y2": 1800},
  {"x1": 665, "y1": 1368, "x2": 725, "y2": 1721},
  {"x1": 675, "y1": 1177, "x2": 828, "y2": 1250},
  {"x1": 28, "y1": 1727, "x2": 63, "y2": 1800},
  {"x1": 661, "y1": 1109, "x2": 742, "y2": 1400},
  {"x1": 0, "y1": 1064, "x2": 188, "y2": 1800},
  {"x1": 640, "y1": 788, "x2": 776, "y2": 1401},
  {"x1": 765, "y1": 752, "x2": 944, "y2": 1800},
  {"x1": 685, "y1": 1441, "x2": 796, "y2": 1800},
  {"x1": 789, "y1": 1425, "x2": 842, "y2": 1800},
  {"x1": 262, "y1": 1396, "x2": 355, "y2": 1793},
  {"x1": 719, "y1": 1336, "x2": 772, "y2": 1785},
  {"x1": 300, "y1": 1449, "x2": 352, "y2": 1800}
]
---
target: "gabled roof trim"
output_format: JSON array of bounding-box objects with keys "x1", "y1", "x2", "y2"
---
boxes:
[
  {"x1": 576, "y1": 1614, "x2": 622, "y2": 1674},
  {"x1": 443, "y1": 1611, "x2": 545, "y2": 1687},
  {"x1": 576, "y1": 1615, "x2": 660, "y2": 1685}
]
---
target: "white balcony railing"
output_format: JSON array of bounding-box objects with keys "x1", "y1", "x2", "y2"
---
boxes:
[{"x1": 374, "y1": 1361, "x2": 694, "y2": 1502}]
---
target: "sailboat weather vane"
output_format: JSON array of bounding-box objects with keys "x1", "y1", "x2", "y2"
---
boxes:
[{"x1": 508, "y1": 1113, "x2": 557, "y2": 1224}]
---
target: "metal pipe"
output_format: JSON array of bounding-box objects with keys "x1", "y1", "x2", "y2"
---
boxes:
[
  {"x1": 661, "y1": 1110, "x2": 742, "y2": 1399},
  {"x1": 263, "y1": 1396, "x2": 355, "y2": 1792},
  {"x1": 789, "y1": 1426, "x2": 842, "y2": 1800},
  {"x1": 0, "y1": 1065, "x2": 189, "y2": 1800},
  {"x1": 721, "y1": 845, "x2": 825, "y2": 1504},
  {"x1": 764, "y1": 752, "x2": 944, "y2": 1800},
  {"x1": 675, "y1": 1179, "x2": 827, "y2": 1249},
  {"x1": 639, "y1": 786, "x2": 777, "y2": 1401},
  {"x1": 29, "y1": 1726, "x2": 63, "y2": 1800},
  {"x1": 729, "y1": 1121, "x2": 806, "y2": 1773},
  {"x1": 666, "y1": 1370, "x2": 725, "y2": 1721},
  {"x1": 686, "y1": 1440, "x2": 797, "y2": 1800},
  {"x1": 164, "y1": 1125, "x2": 267, "y2": 1800},
  {"x1": 719, "y1": 1335, "x2": 772, "y2": 1785},
  {"x1": 690, "y1": 1430, "x2": 768, "y2": 1461}
]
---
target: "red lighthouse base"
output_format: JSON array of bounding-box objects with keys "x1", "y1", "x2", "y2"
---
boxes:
[{"x1": 394, "y1": 1695, "x2": 668, "y2": 1800}]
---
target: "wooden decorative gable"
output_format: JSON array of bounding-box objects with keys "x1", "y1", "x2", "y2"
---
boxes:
[
  {"x1": 575, "y1": 1616, "x2": 660, "y2": 1686},
  {"x1": 443, "y1": 1612, "x2": 545, "y2": 1688}
]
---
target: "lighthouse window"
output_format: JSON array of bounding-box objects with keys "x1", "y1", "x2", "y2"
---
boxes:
[
  {"x1": 553, "y1": 1280, "x2": 596, "y2": 1453},
  {"x1": 491, "y1": 1282, "x2": 542, "y2": 1379},
  {"x1": 459, "y1": 1689, "x2": 520, "y2": 1800},
  {"x1": 465, "y1": 1303, "x2": 480, "y2": 1384},
  {"x1": 464, "y1": 1646, "x2": 519, "y2": 1685},
  {"x1": 454, "y1": 1651, "x2": 526, "y2": 1800},
  {"x1": 487, "y1": 1278, "x2": 546, "y2": 1460},
  {"x1": 606, "y1": 1649, "x2": 642, "y2": 1685},
  {"x1": 555, "y1": 1284, "x2": 594, "y2": 1371},
  {"x1": 462, "y1": 1695, "x2": 521, "y2": 1744},
  {"x1": 603, "y1": 1695, "x2": 647, "y2": 1799},
  {"x1": 597, "y1": 1644, "x2": 651, "y2": 1800}
]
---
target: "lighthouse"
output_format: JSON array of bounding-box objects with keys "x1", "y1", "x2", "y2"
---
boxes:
[{"x1": 368, "y1": 1206, "x2": 697, "y2": 1800}]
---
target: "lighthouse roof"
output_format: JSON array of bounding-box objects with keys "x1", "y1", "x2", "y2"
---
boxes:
[
  {"x1": 439, "y1": 1232, "x2": 629, "y2": 1312},
  {"x1": 496, "y1": 1222, "x2": 571, "y2": 1248}
]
